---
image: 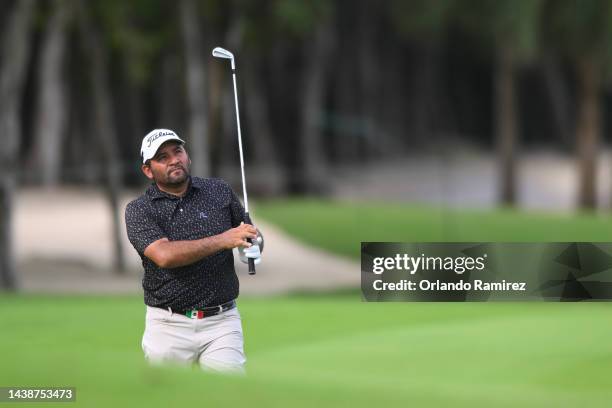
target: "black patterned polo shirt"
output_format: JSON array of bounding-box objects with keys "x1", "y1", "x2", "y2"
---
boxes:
[{"x1": 125, "y1": 176, "x2": 245, "y2": 311}]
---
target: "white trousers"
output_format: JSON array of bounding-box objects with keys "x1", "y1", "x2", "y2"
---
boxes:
[{"x1": 142, "y1": 304, "x2": 246, "y2": 374}]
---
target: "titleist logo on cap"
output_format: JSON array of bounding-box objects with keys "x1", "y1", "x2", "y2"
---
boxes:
[{"x1": 147, "y1": 131, "x2": 175, "y2": 148}]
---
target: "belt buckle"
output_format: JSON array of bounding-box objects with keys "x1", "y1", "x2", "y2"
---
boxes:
[{"x1": 189, "y1": 310, "x2": 204, "y2": 319}]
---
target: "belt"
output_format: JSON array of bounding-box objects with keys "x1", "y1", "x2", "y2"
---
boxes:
[{"x1": 175, "y1": 300, "x2": 236, "y2": 319}]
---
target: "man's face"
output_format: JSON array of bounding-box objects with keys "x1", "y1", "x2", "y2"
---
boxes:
[{"x1": 142, "y1": 141, "x2": 191, "y2": 186}]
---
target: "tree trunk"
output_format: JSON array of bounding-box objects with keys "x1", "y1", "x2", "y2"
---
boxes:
[
  {"x1": 208, "y1": 56, "x2": 223, "y2": 176},
  {"x1": 180, "y1": 0, "x2": 210, "y2": 178},
  {"x1": 159, "y1": 52, "x2": 184, "y2": 128},
  {"x1": 0, "y1": 0, "x2": 36, "y2": 290},
  {"x1": 576, "y1": 57, "x2": 600, "y2": 210},
  {"x1": 299, "y1": 19, "x2": 334, "y2": 194},
  {"x1": 333, "y1": 38, "x2": 359, "y2": 164},
  {"x1": 220, "y1": 77, "x2": 239, "y2": 181},
  {"x1": 124, "y1": 61, "x2": 145, "y2": 156},
  {"x1": 358, "y1": 0, "x2": 379, "y2": 160},
  {"x1": 243, "y1": 53, "x2": 284, "y2": 195},
  {"x1": 78, "y1": 0, "x2": 126, "y2": 273},
  {"x1": 213, "y1": 12, "x2": 241, "y2": 180},
  {"x1": 378, "y1": 39, "x2": 406, "y2": 156},
  {"x1": 495, "y1": 45, "x2": 518, "y2": 206},
  {"x1": 31, "y1": 0, "x2": 71, "y2": 186},
  {"x1": 409, "y1": 44, "x2": 438, "y2": 147},
  {"x1": 243, "y1": 64, "x2": 281, "y2": 166},
  {"x1": 66, "y1": 45, "x2": 97, "y2": 184},
  {"x1": 541, "y1": 54, "x2": 573, "y2": 147}
]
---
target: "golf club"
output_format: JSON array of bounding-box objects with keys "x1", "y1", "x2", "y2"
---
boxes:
[{"x1": 212, "y1": 46, "x2": 256, "y2": 275}]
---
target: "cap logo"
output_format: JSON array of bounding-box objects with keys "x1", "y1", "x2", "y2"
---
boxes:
[{"x1": 146, "y1": 131, "x2": 175, "y2": 148}]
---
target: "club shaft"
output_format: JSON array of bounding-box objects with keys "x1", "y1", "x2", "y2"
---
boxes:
[{"x1": 231, "y1": 69, "x2": 249, "y2": 213}]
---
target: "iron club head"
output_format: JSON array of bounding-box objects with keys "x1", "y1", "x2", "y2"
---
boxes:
[
  {"x1": 212, "y1": 47, "x2": 235, "y2": 70},
  {"x1": 212, "y1": 47, "x2": 233, "y2": 59}
]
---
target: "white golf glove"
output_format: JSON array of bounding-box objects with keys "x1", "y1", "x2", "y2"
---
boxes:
[{"x1": 239, "y1": 244, "x2": 262, "y2": 265}]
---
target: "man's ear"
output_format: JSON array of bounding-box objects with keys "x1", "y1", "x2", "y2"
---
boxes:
[{"x1": 141, "y1": 164, "x2": 154, "y2": 180}]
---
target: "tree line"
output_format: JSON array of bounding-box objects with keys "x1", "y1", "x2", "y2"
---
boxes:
[{"x1": 1, "y1": 0, "x2": 612, "y2": 288}]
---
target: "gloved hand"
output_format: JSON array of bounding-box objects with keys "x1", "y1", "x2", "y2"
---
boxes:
[
  {"x1": 239, "y1": 244, "x2": 261, "y2": 265},
  {"x1": 238, "y1": 226, "x2": 263, "y2": 265}
]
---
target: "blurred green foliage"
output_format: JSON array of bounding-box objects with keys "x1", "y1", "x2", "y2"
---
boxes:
[
  {"x1": 543, "y1": 0, "x2": 612, "y2": 60},
  {"x1": 273, "y1": 0, "x2": 333, "y2": 38},
  {"x1": 91, "y1": 0, "x2": 174, "y2": 86},
  {"x1": 390, "y1": 0, "x2": 454, "y2": 41},
  {"x1": 453, "y1": 0, "x2": 543, "y2": 60}
]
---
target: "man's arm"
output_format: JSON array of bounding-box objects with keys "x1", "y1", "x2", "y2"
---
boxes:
[{"x1": 144, "y1": 223, "x2": 257, "y2": 269}]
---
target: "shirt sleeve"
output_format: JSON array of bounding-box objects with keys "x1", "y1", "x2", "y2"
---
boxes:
[
  {"x1": 228, "y1": 185, "x2": 246, "y2": 228},
  {"x1": 125, "y1": 201, "x2": 166, "y2": 256}
]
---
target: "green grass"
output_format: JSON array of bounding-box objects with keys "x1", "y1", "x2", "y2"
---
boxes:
[
  {"x1": 255, "y1": 200, "x2": 612, "y2": 259},
  {"x1": 1, "y1": 294, "x2": 611, "y2": 407}
]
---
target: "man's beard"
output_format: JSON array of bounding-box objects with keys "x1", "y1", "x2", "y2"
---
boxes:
[
  {"x1": 155, "y1": 165, "x2": 190, "y2": 186},
  {"x1": 167, "y1": 166, "x2": 189, "y2": 185}
]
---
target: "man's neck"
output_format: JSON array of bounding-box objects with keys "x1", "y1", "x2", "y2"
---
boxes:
[{"x1": 156, "y1": 177, "x2": 190, "y2": 197}]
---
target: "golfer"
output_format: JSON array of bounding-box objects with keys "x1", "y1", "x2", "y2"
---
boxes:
[{"x1": 125, "y1": 128, "x2": 262, "y2": 373}]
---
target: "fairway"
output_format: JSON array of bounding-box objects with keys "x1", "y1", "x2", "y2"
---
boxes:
[
  {"x1": 255, "y1": 200, "x2": 612, "y2": 259},
  {"x1": 1, "y1": 294, "x2": 611, "y2": 407}
]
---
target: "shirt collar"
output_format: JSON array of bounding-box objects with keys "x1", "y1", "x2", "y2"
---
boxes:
[{"x1": 146, "y1": 176, "x2": 201, "y2": 201}]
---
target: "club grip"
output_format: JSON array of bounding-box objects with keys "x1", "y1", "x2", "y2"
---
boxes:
[{"x1": 244, "y1": 212, "x2": 256, "y2": 275}]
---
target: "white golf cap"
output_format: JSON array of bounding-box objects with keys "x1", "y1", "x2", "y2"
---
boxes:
[{"x1": 140, "y1": 129, "x2": 185, "y2": 163}]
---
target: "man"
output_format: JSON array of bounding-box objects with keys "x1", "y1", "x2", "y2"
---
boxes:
[{"x1": 125, "y1": 128, "x2": 261, "y2": 373}]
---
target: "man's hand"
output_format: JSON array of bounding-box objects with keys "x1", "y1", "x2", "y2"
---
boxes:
[
  {"x1": 220, "y1": 222, "x2": 257, "y2": 250},
  {"x1": 238, "y1": 227, "x2": 263, "y2": 265}
]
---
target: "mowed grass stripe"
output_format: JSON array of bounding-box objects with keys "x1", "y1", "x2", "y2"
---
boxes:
[{"x1": 247, "y1": 305, "x2": 611, "y2": 407}]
